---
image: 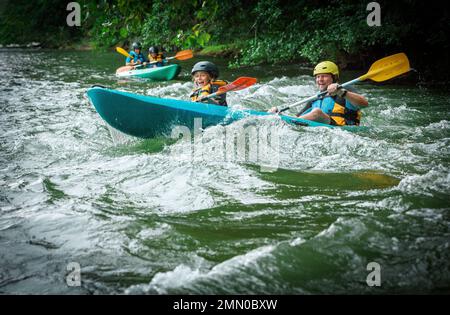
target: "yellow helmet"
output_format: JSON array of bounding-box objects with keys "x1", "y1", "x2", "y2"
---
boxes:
[{"x1": 313, "y1": 61, "x2": 339, "y2": 79}]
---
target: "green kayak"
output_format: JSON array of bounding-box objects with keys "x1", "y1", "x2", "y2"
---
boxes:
[
  {"x1": 86, "y1": 86, "x2": 342, "y2": 139},
  {"x1": 115, "y1": 64, "x2": 181, "y2": 80}
]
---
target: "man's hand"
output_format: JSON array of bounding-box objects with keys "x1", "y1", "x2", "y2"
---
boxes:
[
  {"x1": 327, "y1": 83, "x2": 339, "y2": 96},
  {"x1": 268, "y1": 107, "x2": 279, "y2": 113},
  {"x1": 327, "y1": 83, "x2": 347, "y2": 97}
]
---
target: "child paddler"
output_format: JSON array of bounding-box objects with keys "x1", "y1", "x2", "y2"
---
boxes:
[
  {"x1": 190, "y1": 61, "x2": 228, "y2": 106},
  {"x1": 147, "y1": 46, "x2": 166, "y2": 68},
  {"x1": 125, "y1": 42, "x2": 147, "y2": 67}
]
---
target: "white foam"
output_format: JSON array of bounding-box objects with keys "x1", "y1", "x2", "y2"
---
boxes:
[
  {"x1": 397, "y1": 165, "x2": 450, "y2": 197},
  {"x1": 143, "y1": 244, "x2": 276, "y2": 294}
]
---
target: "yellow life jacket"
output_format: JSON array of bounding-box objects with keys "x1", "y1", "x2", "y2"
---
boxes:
[
  {"x1": 190, "y1": 80, "x2": 228, "y2": 106},
  {"x1": 148, "y1": 52, "x2": 164, "y2": 62},
  {"x1": 328, "y1": 95, "x2": 361, "y2": 126}
]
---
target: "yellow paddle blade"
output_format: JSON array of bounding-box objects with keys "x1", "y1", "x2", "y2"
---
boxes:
[
  {"x1": 116, "y1": 47, "x2": 131, "y2": 58},
  {"x1": 174, "y1": 49, "x2": 194, "y2": 60},
  {"x1": 360, "y1": 53, "x2": 410, "y2": 82}
]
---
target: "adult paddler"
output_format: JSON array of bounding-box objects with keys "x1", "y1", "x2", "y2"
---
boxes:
[{"x1": 270, "y1": 61, "x2": 368, "y2": 126}]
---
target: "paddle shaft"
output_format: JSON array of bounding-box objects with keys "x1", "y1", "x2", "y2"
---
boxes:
[
  {"x1": 278, "y1": 78, "x2": 360, "y2": 113},
  {"x1": 130, "y1": 54, "x2": 183, "y2": 69}
]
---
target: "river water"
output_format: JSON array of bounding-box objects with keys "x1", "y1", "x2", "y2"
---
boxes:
[{"x1": 0, "y1": 49, "x2": 449, "y2": 294}]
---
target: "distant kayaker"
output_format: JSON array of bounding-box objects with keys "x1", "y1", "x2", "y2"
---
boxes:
[
  {"x1": 125, "y1": 42, "x2": 147, "y2": 66},
  {"x1": 269, "y1": 61, "x2": 368, "y2": 126},
  {"x1": 190, "y1": 61, "x2": 228, "y2": 106},
  {"x1": 147, "y1": 46, "x2": 166, "y2": 68}
]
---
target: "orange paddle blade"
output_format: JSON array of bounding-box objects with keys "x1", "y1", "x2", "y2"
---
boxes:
[
  {"x1": 174, "y1": 49, "x2": 194, "y2": 60},
  {"x1": 217, "y1": 77, "x2": 257, "y2": 94}
]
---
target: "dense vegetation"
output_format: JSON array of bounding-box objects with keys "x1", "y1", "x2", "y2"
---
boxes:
[{"x1": 1, "y1": 0, "x2": 449, "y2": 83}]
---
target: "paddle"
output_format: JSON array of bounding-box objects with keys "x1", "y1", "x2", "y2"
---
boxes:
[
  {"x1": 153, "y1": 49, "x2": 193, "y2": 63},
  {"x1": 116, "y1": 46, "x2": 132, "y2": 59},
  {"x1": 197, "y1": 77, "x2": 257, "y2": 101},
  {"x1": 277, "y1": 53, "x2": 410, "y2": 114}
]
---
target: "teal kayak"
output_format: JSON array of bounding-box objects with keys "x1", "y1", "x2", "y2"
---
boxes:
[
  {"x1": 116, "y1": 64, "x2": 181, "y2": 80},
  {"x1": 86, "y1": 86, "x2": 336, "y2": 139}
]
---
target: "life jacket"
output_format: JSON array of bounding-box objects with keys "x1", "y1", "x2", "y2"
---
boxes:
[
  {"x1": 148, "y1": 52, "x2": 164, "y2": 63},
  {"x1": 328, "y1": 95, "x2": 361, "y2": 126},
  {"x1": 298, "y1": 95, "x2": 361, "y2": 126},
  {"x1": 190, "y1": 80, "x2": 228, "y2": 106}
]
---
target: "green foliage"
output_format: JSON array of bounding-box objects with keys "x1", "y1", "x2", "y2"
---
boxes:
[
  {"x1": 199, "y1": 43, "x2": 242, "y2": 57},
  {"x1": 141, "y1": 0, "x2": 213, "y2": 49},
  {"x1": 230, "y1": 0, "x2": 450, "y2": 80},
  {"x1": 252, "y1": 0, "x2": 282, "y2": 35},
  {"x1": 140, "y1": 1, "x2": 178, "y2": 48},
  {"x1": 233, "y1": 2, "x2": 375, "y2": 67},
  {"x1": 0, "y1": 0, "x2": 82, "y2": 46},
  {"x1": 0, "y1": 0, "x2": 448, "y2": 82},
  {"x1": 83, "y1": 0, "x2": 151, "y2": 48},
  {"x1": 173, "y1": 24, "x2": 211, "y2": 49}
]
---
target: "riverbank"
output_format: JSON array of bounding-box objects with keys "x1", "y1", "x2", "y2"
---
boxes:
[
  {"x1": 196, "y1": 43, "x2": 241, "y2": 58},
  {"x1": 0, "y1": 41, "x2": 443, "y2": 88}
]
